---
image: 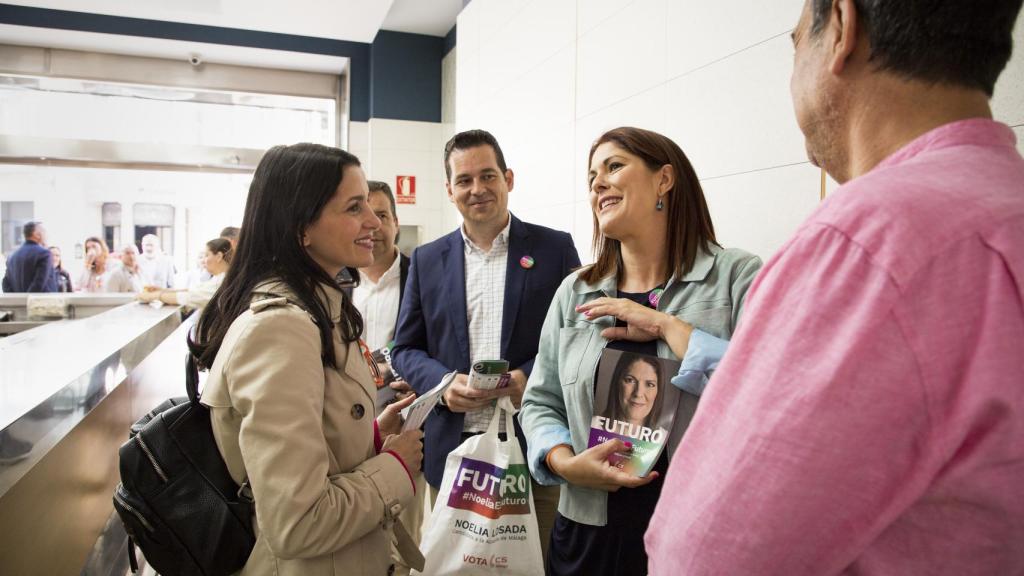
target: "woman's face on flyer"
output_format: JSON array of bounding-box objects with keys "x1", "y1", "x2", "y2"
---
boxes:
[{"x1": 620, "y1": 359, "x2": 658, "y2": 425}]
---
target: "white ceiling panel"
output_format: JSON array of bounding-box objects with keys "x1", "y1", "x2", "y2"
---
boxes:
[
  {"x1": 4, "y1": 0, "x2": 394, "y2": 43},
  {"x1": 0, "y1": 24, "x2": 349, "y2": 74},
  {"x1": 382, "y1": 0, "x2": 464, "y2": 37}
]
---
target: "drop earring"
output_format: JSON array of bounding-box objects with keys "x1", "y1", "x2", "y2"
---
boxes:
[{"x1": 656, "y1": 197, "x2": 664, "y2": 211}]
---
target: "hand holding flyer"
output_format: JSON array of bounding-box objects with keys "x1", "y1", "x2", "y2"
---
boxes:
[
  {"x1": 371, "y1": 344, "x2": 399, "y2": 412},
  {"x1": 467, "y1": 359, "x2": 510, "y2": 391},
  {"x1": 402, "y1": 372, "x2": 457, "y2": 432},
  {"x1": 587, "y1": 349, "x2": 682, "y2": 477}
]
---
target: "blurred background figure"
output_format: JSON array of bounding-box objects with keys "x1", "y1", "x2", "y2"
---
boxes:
[
  {"x1": 50, "y1": 246, "x2": 72, "y2": 293},
  {"x1": 2, "y1": 221, "x2": 56, "y2": 293},
  {"x1": 77, "y1": 236, "x2": 111, "y2": 293},
  {"x1": 219, "y1": 226, "x2": 240, "y2": 251},
  {"x1": 138, "y1": 237, "x2": 230, "y2": 312},
  {"x1": 181, "y1": 246, "x2": 212, "y2": 288},
  {"x1": 138, "y1": 233, "x2": 175, "y2": 289},
  {"x1": 105, "y1": 245, "x2": 143, "y2": 293}
]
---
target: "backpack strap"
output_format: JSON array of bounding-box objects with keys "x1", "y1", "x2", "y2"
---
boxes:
[
  {"x1": 249, "y1": 296, "x2": 290, "y2": 313},
  {"x1": 185, "y1": 353, "x2": 201, "y2": 404},
  {"x1": 127, "y1": 537, "x2": 139, "y2": 573},
  {"x1": 250, "y1": 294, "x2": 318, "y2": 325}
]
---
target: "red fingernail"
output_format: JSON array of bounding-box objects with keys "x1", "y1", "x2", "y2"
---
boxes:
[{"x1": 624, "y1": 441, "x2": 633, "y2": 449}]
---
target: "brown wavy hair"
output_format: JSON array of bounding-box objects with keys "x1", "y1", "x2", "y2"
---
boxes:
[{"x1": 84, "y1": 236, "x2": 110, "y2": 274}]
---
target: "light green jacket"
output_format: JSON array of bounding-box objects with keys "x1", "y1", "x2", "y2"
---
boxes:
[{"x1": 518, "y1": 245, "x2": 761, "y2": 526}]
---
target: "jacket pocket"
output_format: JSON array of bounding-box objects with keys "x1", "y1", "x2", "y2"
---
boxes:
[
  {"x1": 677, "y1": 306, "x2": 733, "y2": 339},
  {"x1": 557, "y1": 327, "x2": 592, "y2": 387}
]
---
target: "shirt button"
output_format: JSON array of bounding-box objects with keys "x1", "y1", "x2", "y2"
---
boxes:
[{"x1": 351, "y1": 404, "x2": 365, "y2": 419}]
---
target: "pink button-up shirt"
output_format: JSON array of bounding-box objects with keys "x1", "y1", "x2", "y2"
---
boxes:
[{"x1": 646, "y1": 119, "x2": 1024, "y2": 575}]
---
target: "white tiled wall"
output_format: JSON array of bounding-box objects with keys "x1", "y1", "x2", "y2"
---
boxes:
[
  {"x1": 440, "y1": 50, "x2": 461, "y2": 236},
  {"x1": 993, "y1": 15, "x2": 1024, "y2": 128},
  {"x1": 701, "y1": 164, "x2": 821, "y2": 258},
  {"x1": 453, "y1": 0, "x2": 1024, "y2": 263},
  {"x1": 358, "y1": 118, "x2": 449, "y2": 247},
  {"x1": 348, "y1": 121, "x2": 369, "y2": 166},
  {"x1": 575, "y1": 0, "x2": 665, "y2": 119},
  {"x1": 665, "y1": 1, "x2": 799, "y2": 79}
]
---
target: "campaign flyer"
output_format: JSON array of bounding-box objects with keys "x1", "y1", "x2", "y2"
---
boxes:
[{"x1": 587, "y1": 349, "x2": 682, "y2": 477}]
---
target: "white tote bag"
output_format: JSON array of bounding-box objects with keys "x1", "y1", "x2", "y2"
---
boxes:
[{"x1": 415, "y1": 397, "x2": 544, "y2": 575}]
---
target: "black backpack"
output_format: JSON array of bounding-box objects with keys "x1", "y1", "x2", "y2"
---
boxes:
[{"x1": 113, "y1": 353, "x2": 256, "y2": 575}]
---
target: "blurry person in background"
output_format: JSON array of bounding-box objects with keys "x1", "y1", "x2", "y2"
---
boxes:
[
  {"x1": 139, "y1": 238, "x2": 231, "y2": 313},
  {"x1": 2, "y1": 221, "x2": 56, "y2": 293},
  {"x1": 353, "y1": 181, "x2": 409, "y2": 352},
  {"x1": 77, "y1": 236, "x2": 111, "y2": 292},
  {"x1": 106, "y1": 245, "x2": 144, "y2": 293},
  {"x1": 138, "y1": 233, "x2": 175, "y2": 289},
  {"x1": 183, "y1": 247, "x2": 212, "y2": 288},
  {"x1": 50, "y1": 246, "x2": 72, "y2": 293},
  {"x1": 220, "y1": 226, "x2": 240, "y2": 251},
  {"x1": 352, "y1": 180, "x2": 420, "y2": 575}
]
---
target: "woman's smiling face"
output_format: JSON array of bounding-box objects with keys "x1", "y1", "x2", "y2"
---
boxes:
[
  {"x1": 619, "y1": 359, "x2": 659, "y2": 425},
  {"x1": 588, "y1": 142, "x2": 665, "y2": 241},
  {"x1": 303, "y1": 165, "x2": 381, "y2": 276}
]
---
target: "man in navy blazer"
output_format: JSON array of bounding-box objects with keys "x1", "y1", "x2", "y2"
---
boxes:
[
  {"x1": 2, "y1": 221, "x2": 57, "y2": 293},
  {"x1": 391, "y1": 129, "x2": 580, "y2": 560}
]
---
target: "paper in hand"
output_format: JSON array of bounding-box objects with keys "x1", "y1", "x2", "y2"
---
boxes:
[
  {"x1": 401, "y1": 371, "x2": 456, "y2": 432},
  {"x1": 467, "y1": 359, "x2": 510, "y2": 390}
]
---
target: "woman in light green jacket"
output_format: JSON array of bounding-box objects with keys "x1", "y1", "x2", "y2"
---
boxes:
[{"x1": 519, "y1": 127, "x2": 761, "y2": 575}]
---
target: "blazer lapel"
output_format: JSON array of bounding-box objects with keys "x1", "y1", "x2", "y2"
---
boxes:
[
  {"x1": 501, "y1": 216, "x2": 531, "y2": 358},
  {"x1": 442, "y1": 232, "x2": 471, "y2": 362},
  {"x1": 398, "y1": 253, "x2": 410, "y2": 311}
]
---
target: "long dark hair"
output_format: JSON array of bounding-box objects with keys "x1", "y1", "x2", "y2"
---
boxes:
[
  {"x1": 608, "y1": 353, "x2": 664, "y2": 428},
  {"x1": 580, "y1": 127, "x2": 718, "y2": 285},
  {"x1": 190, "y1": 143, "x2": 364, "y2": 370}
]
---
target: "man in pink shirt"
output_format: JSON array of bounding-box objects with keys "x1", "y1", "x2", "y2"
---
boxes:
[{"x1": 646, "y1": 1, "x2": 1024, "y2": 574}]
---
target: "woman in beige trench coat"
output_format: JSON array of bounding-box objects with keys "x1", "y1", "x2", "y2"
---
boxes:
[{"x1": 191, "y1": 143, "x2": 424, "y2": 576}]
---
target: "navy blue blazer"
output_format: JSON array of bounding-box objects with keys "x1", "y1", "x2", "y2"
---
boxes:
[
  {"x1": 391, "y1": 214, "x2": 581, "y2": 487},
  {"x1": 2, "y1": 240, "x2": 57, "y2": 293}
]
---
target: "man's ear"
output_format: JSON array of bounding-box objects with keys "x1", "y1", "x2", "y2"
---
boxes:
[
  {"x1": 505, "y1": 169, "x2": 515, "y2": 193},
  {"x1": 829, "y1": 0, "x2": 860, "y2": 76}
]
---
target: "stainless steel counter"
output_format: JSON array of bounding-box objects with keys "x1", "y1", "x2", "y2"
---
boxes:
[
  {"x1": 0, "y1": 292, "x2": 138, "y2": 335},
  {"x1": 0, "y1": 301, "x2": 179, "y2": 434},
  {"x1": 0, "y1": 301, "x2": 185, "y2": 575}
]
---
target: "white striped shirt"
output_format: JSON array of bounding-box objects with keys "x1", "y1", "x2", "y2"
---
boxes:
[{"x1": 461, "y1": 218, "x2": 510, "y2": 433}]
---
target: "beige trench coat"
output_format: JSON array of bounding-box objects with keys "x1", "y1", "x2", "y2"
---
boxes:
[{"x1": 202, "y1": 281, "x2": 419, "y2": 575}]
